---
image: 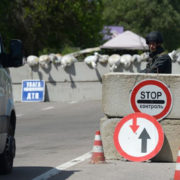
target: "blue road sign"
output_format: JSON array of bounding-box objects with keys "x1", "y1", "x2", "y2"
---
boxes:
[{"x1": 21, "y1": 80, "x2": 45, "y2": 102}]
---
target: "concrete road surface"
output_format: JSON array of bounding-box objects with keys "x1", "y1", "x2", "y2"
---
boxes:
[{"x1": 0, "y1": 100, "x2": 176, "y2": 180}]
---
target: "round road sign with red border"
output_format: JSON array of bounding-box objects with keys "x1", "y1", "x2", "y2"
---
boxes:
[
  {"x1": 114, "y1": 112, "x2": 164, "y2": 162},
  {"x1": 130, "y1": 79, "x2": 173, "y2": 121}
]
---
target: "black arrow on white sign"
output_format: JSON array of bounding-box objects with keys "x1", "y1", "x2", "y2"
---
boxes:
[{"x1": 138, "y1": 128, "x2": 151, "y2": 153}]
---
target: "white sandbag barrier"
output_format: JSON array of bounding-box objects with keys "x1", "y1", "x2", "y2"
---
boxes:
[{"x1": 100, "y1": 73, "x2": 180, "y2": 162}]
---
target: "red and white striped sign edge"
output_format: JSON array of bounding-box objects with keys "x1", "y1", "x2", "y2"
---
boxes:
[
  {"x1": 174, "y1": 147, "x2": 180, "y2": 180},
  {"x1": 114, "y1": 113, "x2": 164, "y2": 162},
  {"x1": 130, "y1": 79, "x2": 173, "y2": 121}
]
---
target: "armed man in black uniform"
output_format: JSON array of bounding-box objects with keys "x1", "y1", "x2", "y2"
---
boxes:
[{"x1": 143, "y1": 31, "x2": 172, "y2": 74}]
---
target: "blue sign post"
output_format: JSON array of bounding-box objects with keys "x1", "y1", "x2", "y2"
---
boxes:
[{"x1": 21, "y1": 80, "x2": 45, "y2": 102}]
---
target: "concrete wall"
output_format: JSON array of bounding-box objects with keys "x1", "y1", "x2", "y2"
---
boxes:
[
  {"x1": 9, "y1": 61, "x2": 147, "y2": 102},
  {"x1": 9, "y1": 61, "x2": 180, "y2": 102},
  {"x1": 100, "y1": 73, "x2": 180, "y2": 162},
  {"x1": 102, "y1": 73, "x2": 180, "y2": 119},
  {"x1": 9, "y1": 63, "x2": 109, "y2": 102}
]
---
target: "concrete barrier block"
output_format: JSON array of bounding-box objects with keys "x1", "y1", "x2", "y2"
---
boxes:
[
  {"x1": 100, "y1": 117, "x2": 124, "y2": 160},
  {"x1": 12, "y1": 84, "x2": 22, "y2": 102},
  {"x1": 102, "y1": 73, "x2": 180, "y2": 119},
  {"x1": 31, "y1": 62, "x2": 109, "y2": 82},
  {"x1": 8, "y1": 62, "x2": 180, "y2": 103},
  {"x1": 9, "y1": 64, "x2": 32, "y2": 83},
  {"x1": 100, "y1": 116, "x2": 180, "y2": 162},
  {"x1": 152, "y1": 119, "x2": 180, "y2": 162},
  {"x1": 44, "y1": 81, "x2": 102, "y2": 102}
]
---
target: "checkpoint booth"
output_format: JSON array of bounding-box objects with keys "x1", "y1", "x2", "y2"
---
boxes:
[{"x1": 100, "y1": 72, "x2": 180, "y2": 162}]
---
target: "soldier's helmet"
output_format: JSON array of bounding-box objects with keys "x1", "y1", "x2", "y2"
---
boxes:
[{"x1": 146, "y1": 31, "x2": 163, "y2": 44}]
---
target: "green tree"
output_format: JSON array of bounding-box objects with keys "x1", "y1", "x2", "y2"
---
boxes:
[
  {"x1": 0, "y1": 1, "x2": 16, "y2": 49},
  {"x1": 102, "y1": 0, "x2": 180, "y2": 50},
  {"x1": 1, "y1": 0, "x2": 104, "y2": 55}
]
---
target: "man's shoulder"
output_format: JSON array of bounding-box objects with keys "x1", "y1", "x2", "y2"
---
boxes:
[{"x1": 158, "y1": 52, "x2": 171, "y2": 61}]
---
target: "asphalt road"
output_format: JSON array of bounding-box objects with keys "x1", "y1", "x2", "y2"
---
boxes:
[
  {"x1": 0, "y1": 100, "x2": 176, "y2": 180},
  {"x1": 1, "y1": 100, "x2": 103, "y2": 180}
]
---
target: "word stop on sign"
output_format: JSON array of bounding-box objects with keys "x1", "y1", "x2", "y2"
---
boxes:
[{"x1": 130, "y1": 79, "x2": 173, "y2": 121}]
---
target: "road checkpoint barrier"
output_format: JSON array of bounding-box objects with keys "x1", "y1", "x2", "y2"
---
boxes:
[
  {"x1": 174, "y1": 147, "x2": 180, "y2": 180},
  {"x1": 91, "y1": 130, "x2": 105, "y2": 164},
  {"x1": 100, "y1": 73, "x2": 180, "y2": 162},
  {"x1": 114, "y1": 112, "x2": 164, "y2": 162},
  {"x1": 8, "y1": 61, "x2": 180, "y2": 102}
]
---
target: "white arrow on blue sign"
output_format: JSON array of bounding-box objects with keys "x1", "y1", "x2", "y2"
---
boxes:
[{"x1": 21, "y1": 80, "x2": 45, "y2": 102}]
